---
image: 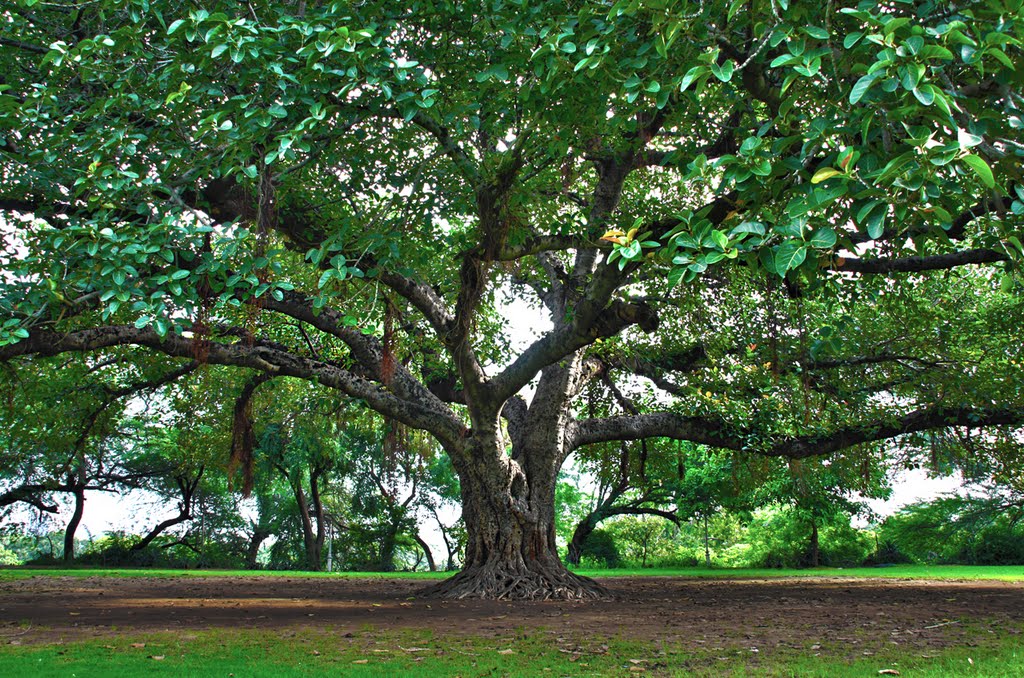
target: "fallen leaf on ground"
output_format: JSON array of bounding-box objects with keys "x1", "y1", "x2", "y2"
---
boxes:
[
  {"x1": 149, "y1": 655, "x2": 165, "y2": 660},
  {"x1": 878, "y1": 670, "x2": 900, "y2": 676},
  {"x1": 497, "y1": 648, "x2": 515, "y2": 655},
  {"x1": 352, "y1": 659, "x2": 368, "y2": 664}
]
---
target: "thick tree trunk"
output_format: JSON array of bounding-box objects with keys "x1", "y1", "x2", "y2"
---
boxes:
[
  {"x1": 423, "y1": 453, "x2": 605, "y2": 600},
  {"x1": 63, "y1": 482, "x2": 86, "y2": 563},
  {"x1": 566, "y1": 513, "x2": 600, "y2": 566},
  {"x1": 377, "y1": 523, "x2": 399, "y2": 572},
  {"x1": 246, "y1": 528, "x2": 270, "y2": 569}
]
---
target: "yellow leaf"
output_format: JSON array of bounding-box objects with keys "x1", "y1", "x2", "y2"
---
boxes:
[
  {"x1": 600, "y1": 229, "x2": 625, "y2": 244},
  {"x1": 811, "y1": 167, "x2": 843, "y2": 184}
]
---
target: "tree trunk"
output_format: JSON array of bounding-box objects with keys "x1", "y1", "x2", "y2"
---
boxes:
[
  {"x1": 63, "y1": 481, "x2": 86, "y2": 563},
  {"x1": 413, "y1": 533, "x2": 437, "y2": 572},
  {"x1": 377, "y1": 522, "x2": 399, "y2": 572},
  {"x1": 246, "y1": 528, "x2": 270, "y2": 569},
  {"x1": 703, "y1": 513, "x2": 711, "y2": 567},
  {"x1": 423, "y1": 452, "x2": 605, "y2": 600},
  {"x1": 133, "y1": 471, "x2": 201, "y2": 551},
  {"x1": 566, "y1": 513, "x2": 601, "y2": 566},
  {"x1": 809, "y1": 520, "x2": 820, "y2": 568}
]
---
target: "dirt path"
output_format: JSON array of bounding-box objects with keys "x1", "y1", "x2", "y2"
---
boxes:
[{"x1": 2, "y1": 575, "x2": 1021, "y2": 654}]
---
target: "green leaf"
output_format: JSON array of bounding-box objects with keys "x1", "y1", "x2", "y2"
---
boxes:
[
  {"x1": 849, "y1": 74, "x2": 876, "y2": 104},
  {"x1": 807, "y1": 228, "x2": 837, "y2": 249},
  {"x1": 866, "y1": 208, "x2": 886, "y2": 239},
  {"x1": 679, "y1": 66, "x2": 707, "y2": 92},
  {"x1": 962, "y1": 154, "x2": 995, "y2": 188},
  {"x1": 843, "y1": 31, "x2": 865, "y2": 49},
  {"x1": 957, "y1": 129, "x2": 984, "y2": 149},
  {"x1": 167, "y1": 19, "x2": 186, "y2": 35},
  {"x1": 775, "y1": 241, "x2": 807, "y2": 272},
  {"x1": 711, "y1": 230, "x2": 729, "y2": 250},
  {"x1": 804, "y1": 26, "x2": 829, "y2": 40},
  {"x1": 709, "y1": 60, "x2": 735, "y2": 82},
  {"x1": 730, "y1": 221, "x2": 766, "y2": 237},
  {"x1": 912, "y1": 86, "x2": 935, "y2": 105}
]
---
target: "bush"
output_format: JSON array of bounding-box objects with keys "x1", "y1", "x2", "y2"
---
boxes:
[
  {"x1": 743, "y1": 505, "x2": 873, "y2": 568},
  {"x1": 878, "y1": 496, "x2": 1024, "y2": 565},
  {"x1": 578, "y1": 528, "x2": 621, "y2": 568}
]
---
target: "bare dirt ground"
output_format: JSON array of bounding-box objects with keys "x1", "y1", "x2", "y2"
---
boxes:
[{"x1": 1, "y1": 574, "x2": 1022, "y2": 656}]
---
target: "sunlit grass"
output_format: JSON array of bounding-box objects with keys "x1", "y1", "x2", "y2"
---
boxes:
[
  {"x1": 2, "y1": 563, "x2": 1022, "y2": 582},
  {"x1": 573, "y1": 564, "x2": 1024, "y2": 582},
  {"x1": 0, "y1": 625, "x2": 1021, "y2": 677}
]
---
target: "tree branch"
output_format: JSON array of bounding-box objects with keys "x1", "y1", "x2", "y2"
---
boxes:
[{"x1": 834, "y1": 248, "x2": 1007, "y2": 274}]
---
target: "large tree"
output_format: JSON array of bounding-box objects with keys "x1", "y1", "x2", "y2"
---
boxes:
[{"x1": 2, "y1": 0, "x2": 1023, "y2": 598}]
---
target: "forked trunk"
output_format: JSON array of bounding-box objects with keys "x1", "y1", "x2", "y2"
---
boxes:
[{"x1": 423, "y1": 454, "x2": 605, "y2": 600}]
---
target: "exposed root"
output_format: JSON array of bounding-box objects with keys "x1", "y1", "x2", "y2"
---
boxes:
[{"x1": 420, "y1": 563, "x2": 608, "y2": 601}]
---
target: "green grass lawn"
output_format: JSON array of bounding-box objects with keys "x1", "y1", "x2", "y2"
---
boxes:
[
  {"x1": 2, "y1": 563, "x2": 1022, "y2": 581},
  {"x1": 1, "y1": 626, "x2": 1022, "y2": 677}
]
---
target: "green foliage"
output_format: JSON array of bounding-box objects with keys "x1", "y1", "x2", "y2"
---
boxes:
[
  {"x1": 742, "y1": 504, "x2": 874, "y2": 568},
  {"x1": 879, "y1": 493, "x2": 1024, "y2": 565},
  {"x1": 577, "y1": 528, "x2": 621, "y2": 569}
]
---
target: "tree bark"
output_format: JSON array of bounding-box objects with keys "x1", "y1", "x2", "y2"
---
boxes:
[
  {"x1": 245, "y1": 528, "x2": 271, "y2": 569},
  {"x1": 423, "y1": 448, "x2": 605, "y2": 600},
  {"x1": 566, "y1": 514, "x2": 600, "y2": 566},
  {"x1": 413, "y1": 533, "x2": 437, "y2": 572},
  {"x1": 809, "y1": 520, "x2": 820, "y2": 568},
  {"x1": 62, "y1": 479, "x2": 86, "y2": 563}
]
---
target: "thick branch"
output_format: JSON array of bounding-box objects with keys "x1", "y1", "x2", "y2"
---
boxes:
[
  {"x1": 0, "y1": 326, "x2": 468, "y2": 448},
  {"x1": 573, "y1": 405, "x2": 1024, "y2": 459},
  {"x1": 834, "y1": 248, "x2": 1007, "y2": 274}
]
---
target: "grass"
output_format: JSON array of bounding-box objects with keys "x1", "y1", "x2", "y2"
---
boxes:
[
  {"x1": 2, "y1": 566, "x2": 1022, "y2": 675},
  {"x1": 2, "y1": 563, "x2": 1022, "y2": 582},
  {"x1": 1, "y1": 625, "x2": 1022, "y2": 677},
  {"x1": 0, "y1": 566, "x2": 449, "y2": 581},
  {"x1": 574, "y1": 564, "x2": 1024, "y2": 582}
]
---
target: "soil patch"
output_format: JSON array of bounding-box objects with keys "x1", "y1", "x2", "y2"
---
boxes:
[{"x1": 1, "y1": 574, "x2": 1021, "y2": 655}]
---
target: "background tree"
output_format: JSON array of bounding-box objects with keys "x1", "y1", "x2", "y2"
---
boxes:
[{"x1": 2, "y1": 0, "x2": 1023, "y2": 598}]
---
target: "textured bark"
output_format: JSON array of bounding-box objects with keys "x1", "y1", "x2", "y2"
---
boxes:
[{"x1": 423, "y1": 449, "x2": 604, "y2": 600}]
